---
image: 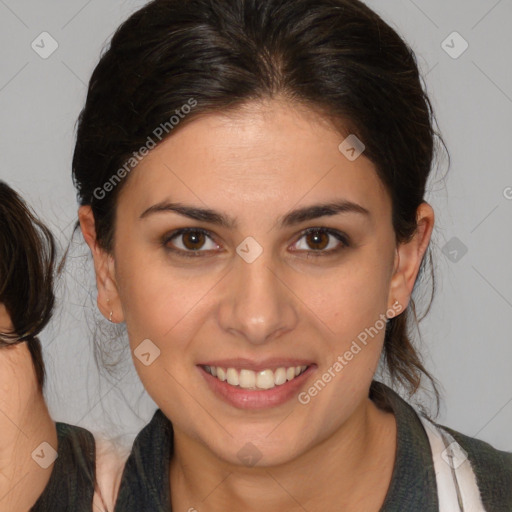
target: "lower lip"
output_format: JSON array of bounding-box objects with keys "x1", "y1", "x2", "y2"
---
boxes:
[{"x1": 198, "y1": 365, "x2": 316, "y2": 410}]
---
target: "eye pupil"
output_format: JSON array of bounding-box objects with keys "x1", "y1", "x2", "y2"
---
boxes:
[
  {"x1": 307, "y1": 230, "x2": 328, "y2": 250},
  {"x1": 183, "y1": 231, "x2": 205, "y2": 250}
]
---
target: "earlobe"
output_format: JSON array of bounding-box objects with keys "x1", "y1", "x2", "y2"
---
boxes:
[
  {"x1": 387, "y1": 202, "x2": 434, "y2": 313},
  {"x1": 78, "y1": 206, "x2": 124, "y2": 323}
]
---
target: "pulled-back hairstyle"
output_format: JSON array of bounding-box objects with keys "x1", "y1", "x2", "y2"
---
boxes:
[
  {"x1": 72, "y1": 0, "x2": 447, "y2": 411},
  {"x1": 0, "y1": 181, "x2": 56, "y2": 390}
]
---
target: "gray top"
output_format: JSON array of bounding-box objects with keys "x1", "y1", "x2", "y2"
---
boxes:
[
  {"x1": 113, "y1": 380, "x2": 512, "y2": 511},
  {"x1": 30, "y1": 422, "x2": 96, "y2": 511}
]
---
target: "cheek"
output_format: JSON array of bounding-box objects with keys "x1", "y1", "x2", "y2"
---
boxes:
[
  {"x1": 114, "y1": 246, "x2": 212, "y2": 355},
  {"x1": 114, "y1": 255, "x2": 199, "y2": 409},
  {"x1": 114, "y1": 244, "x2": 165, "y2": 345},
  {"x1": 301, "y1": 263, "x2": 391, "y2": 412},
  {"x1": 312, "y1": 256, "x2": 392, "y2": 338},
  {"x1": 302, "y1": 248, "x2": 393, "y2": 402}
]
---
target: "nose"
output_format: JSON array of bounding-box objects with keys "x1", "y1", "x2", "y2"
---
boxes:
[{"x1": 217, "y1": 249, "x2": 299, "y2": 346}]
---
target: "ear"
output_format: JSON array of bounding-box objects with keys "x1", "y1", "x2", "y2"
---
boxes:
[
  {"x1": 78, "y1": 206, "x2": 124, "y2": 323},
  {"x1": 387, "y1": 202, "x2": 434, "y2": 315}
]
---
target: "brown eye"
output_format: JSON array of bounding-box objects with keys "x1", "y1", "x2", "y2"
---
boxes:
[
  {"x1": 305, "y1": 230, "x2": 329, "y2": 251},
  {"x1": 162, "y1": 228, "x2": 219, "y2": 257},
  {"x1": 292, "y1": 227, "x2": 350, "y2": 257},
  {"x1": 181, "y1": 231, "x2": 206, "y2": 250}
]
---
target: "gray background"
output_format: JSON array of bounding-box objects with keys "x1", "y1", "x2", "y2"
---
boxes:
[{"x1": 0, "y1": 0, "x2": 511, "y2": 451}]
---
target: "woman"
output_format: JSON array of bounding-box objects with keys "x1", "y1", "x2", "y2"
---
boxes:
[
  {"x1": 0, "y1": 181, "x2": 120, "y2": 511},
  {"x1": 72, "y1": 0, "x2": 512, "y2": 510}
]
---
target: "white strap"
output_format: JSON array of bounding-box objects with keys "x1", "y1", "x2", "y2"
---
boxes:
[{"x1": 417, "y1": 413, "x2": 487, "y2": 512}]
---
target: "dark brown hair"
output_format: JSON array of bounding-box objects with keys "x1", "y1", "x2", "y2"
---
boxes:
[
  {"x1": 72, "y1": 0, "x2": 448, "y2": 413},
  {"x1": 0, "y1": 181, "x2": 56, "y2": 390}
]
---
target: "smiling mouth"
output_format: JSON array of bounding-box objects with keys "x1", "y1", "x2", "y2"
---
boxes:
[{"x1": 202, "y1": 365, "x2": 309, "y2": 390}]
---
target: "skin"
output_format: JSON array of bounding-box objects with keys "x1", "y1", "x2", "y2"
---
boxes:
[
  {"x1": 0, "y1": 304, "x2": 58, "y2": 511},
  {"x1": 80, "y1": 98, "x2": 434, "y2": 511}
]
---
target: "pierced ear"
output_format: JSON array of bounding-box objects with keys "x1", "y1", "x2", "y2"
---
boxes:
[
  {"x1": 387, "y1": 202, "x2": 434, "y2": 313},
  {"x1": 78, "y1": 206, "x2": 124, "y2": 323}
]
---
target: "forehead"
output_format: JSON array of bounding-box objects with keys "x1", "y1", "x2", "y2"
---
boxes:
[{"x1": 118, "y1": 99, "x2": 390, "y2": 223}]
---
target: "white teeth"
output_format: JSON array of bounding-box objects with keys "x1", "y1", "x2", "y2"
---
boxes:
[
  {"x1": 256, "y1": 369, "x2": 275, "y2": 389},
  {"x1": 205, "y1": 365, "x2": 308, "y2": 389},
  {"x1": 274, "y1": 367, "x2": 287, "y2": 386},
  {"x1": 226, "y1": 368, "x2": 239, "y2": 386},
  {"x1": 239, "y1": 369, "x2": 256, "y2": 388}
]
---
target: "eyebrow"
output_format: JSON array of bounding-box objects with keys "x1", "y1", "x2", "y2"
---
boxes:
[{"x1": 139, "y1": 199, "x2": 370, "y2": 229}]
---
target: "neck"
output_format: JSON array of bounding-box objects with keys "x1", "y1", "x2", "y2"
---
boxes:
[
  {"x1": 170, "y1": 398, "x2": 396, "y2": 512},
  {"x1": 0, "y1": 348, "x2": 57, "y2": 511}
]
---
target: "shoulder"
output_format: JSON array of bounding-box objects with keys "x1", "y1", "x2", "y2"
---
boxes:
[
  {"x1": 31, "y1": 422, "x2": 97, "y2": 511},
  {"x1": 46, "y1": 424, "x2": 130, "y2": 512},
  {"x1": 437, "y1": 423, "x2": 512, "y2": 510},
  {"x1": 55, "y1": 421, "x2": 96, "y2": 451},
  {"x1": 113, "y1": 409, "x2": 173, "y2": 511},
  {"x1": 371, "y1": 381, "x2": 512, "y2": 510}
]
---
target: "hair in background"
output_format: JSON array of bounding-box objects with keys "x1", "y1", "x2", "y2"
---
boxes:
[
  {"x1": 58, "y1": 234, "x2": 150, "y2": 445},
  {"x1": 0, "y1": 181, "x2": 57, "y2": 391},
  {"x1": 70, "y1": 0, "x2": 450, "y2": 418}
]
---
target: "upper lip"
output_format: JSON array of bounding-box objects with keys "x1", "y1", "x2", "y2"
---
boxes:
[{"x1": 198, "y1": 358, "x2": 315, "y2": 373}]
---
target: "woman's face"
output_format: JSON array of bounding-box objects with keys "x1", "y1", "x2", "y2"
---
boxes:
[{"x1": 82, "y1": 99, "x2": 432, "y2": 466}]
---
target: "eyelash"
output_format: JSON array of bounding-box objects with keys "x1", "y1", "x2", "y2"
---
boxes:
[{"x1": 161, "y1": 227, "x2": 351, "y2": 259}]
